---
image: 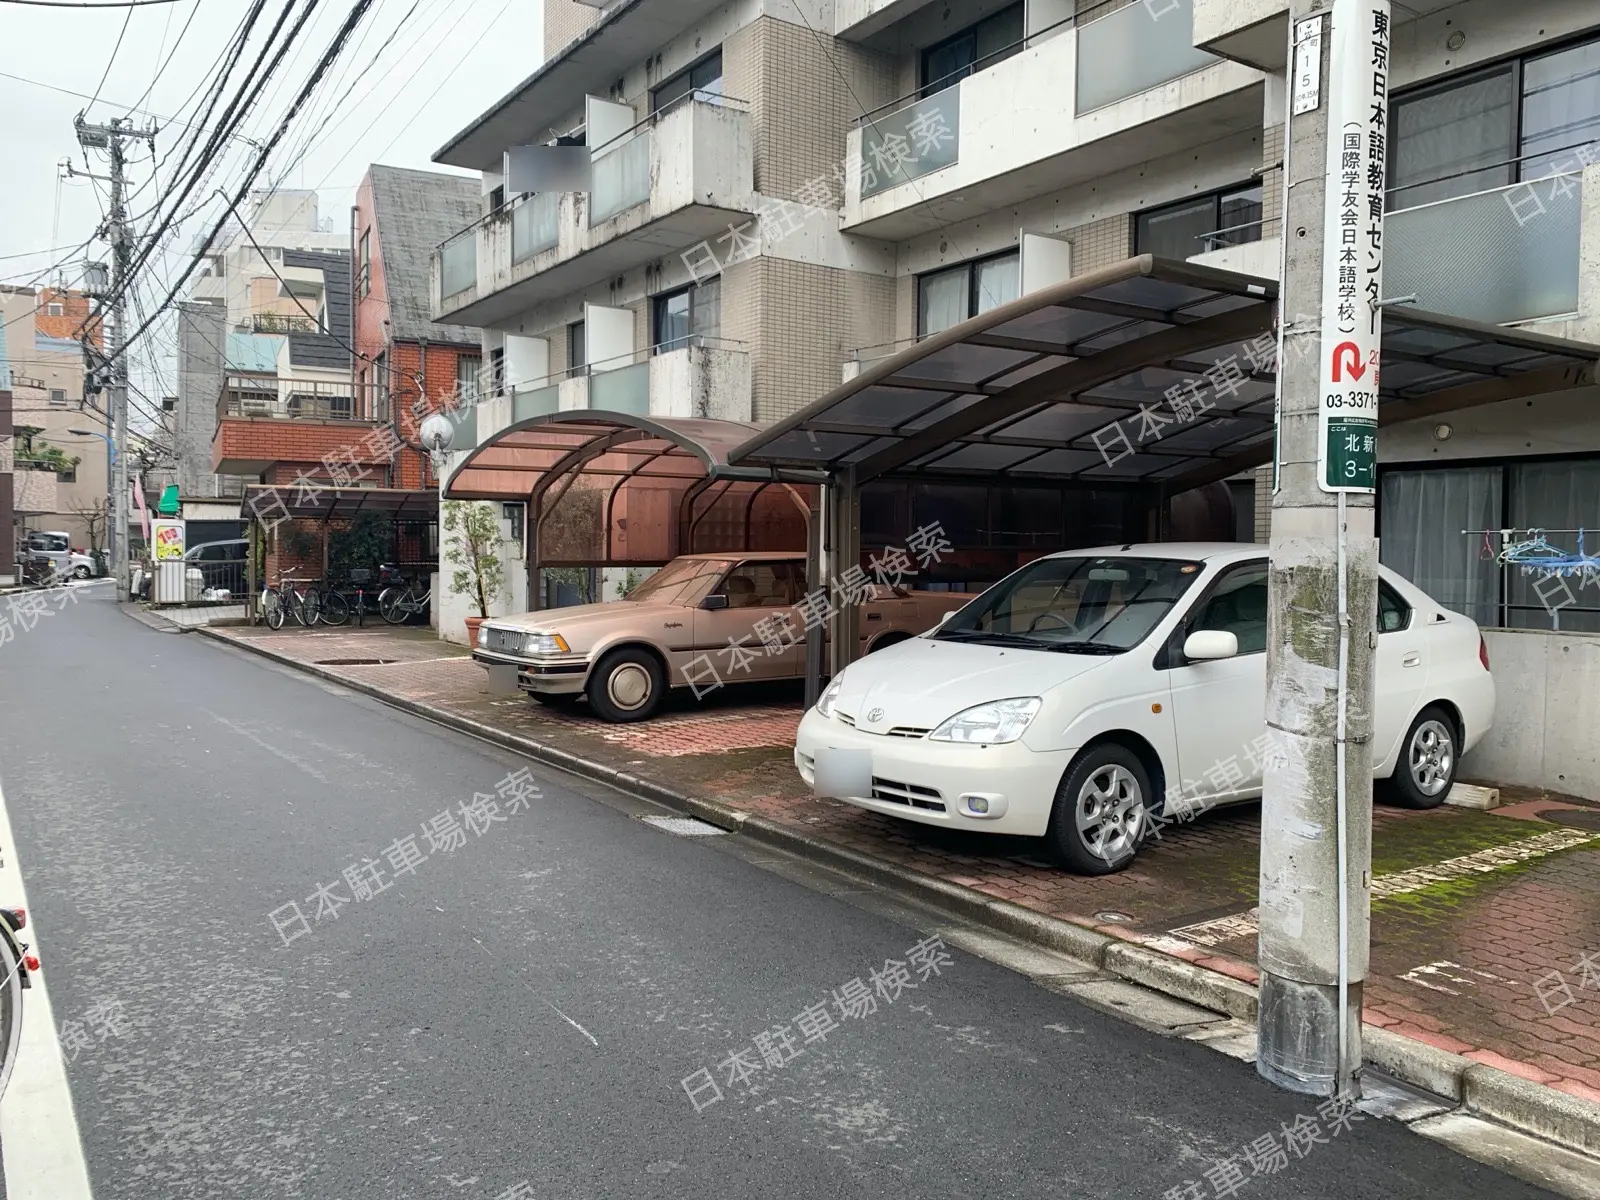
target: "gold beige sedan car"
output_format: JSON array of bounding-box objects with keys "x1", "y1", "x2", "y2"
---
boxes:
[{"x1": 472, "y1": 552, "x2": 967, "y2": 722}]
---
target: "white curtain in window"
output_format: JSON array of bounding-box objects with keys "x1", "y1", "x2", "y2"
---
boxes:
[
  {"x1": 918, "y1": 267, "x2": 969, "y2": 336},
  {"x1": 974, "y1": 253, "x2": 1020, "y2": 315},
  {"x1": 1507, "y1": 459, "x2": 1600, "y2": 632},
  {"x1": 1379, "y1": 468, "x2": 1501, "y2": 626}
]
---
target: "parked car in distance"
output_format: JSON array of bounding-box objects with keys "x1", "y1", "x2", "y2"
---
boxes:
[
  {"x1": 795, "y1": 543, "x2": 1495, "y2": 874},
  {"x1": 22, "y1": 531, "x2": 97, "y2": 580},
  {"x1": 183, "y1": 539, "x2": 250, "y2": 592},
  {"x1": 472, "y1": 552, "x2": 973, "y2": 722}
]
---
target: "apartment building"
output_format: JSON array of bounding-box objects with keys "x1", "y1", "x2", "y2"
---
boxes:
[
  {"x1": 0, "y1": 285, "x2": 111, "y2": 550},
  {"x1": 190, "y1": 189, "x2": 350, "y2": 329}
]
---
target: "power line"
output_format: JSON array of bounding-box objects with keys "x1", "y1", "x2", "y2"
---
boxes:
[
  {"x1": 0, "y1": 0, "x2": 187, "y2": 7},
  {"x1": 93, "y1": 0, "x2": 376, "y2": 375},
  {"x1": 88, "y1": 2, "x2": 135, "y2": 110}
]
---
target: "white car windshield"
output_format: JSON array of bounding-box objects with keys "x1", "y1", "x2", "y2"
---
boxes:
[{"x1": 936, "y1": 555, "x2": 1205, "y2": 654}]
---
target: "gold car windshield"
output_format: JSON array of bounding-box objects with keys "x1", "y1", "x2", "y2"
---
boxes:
[{"x1": 622, "y1": 558, "x2": 733, "y2": 606}]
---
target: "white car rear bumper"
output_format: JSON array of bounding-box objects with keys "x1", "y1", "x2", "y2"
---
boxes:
[{"x1": 794, "y1": 707, "x2": 1073, "y2": 837}]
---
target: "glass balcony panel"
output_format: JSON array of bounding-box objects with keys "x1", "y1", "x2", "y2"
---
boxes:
[
  {"x1": 590, "y1": 131, "x2": 652, "y2": 225},
  {"x1": 861, "y1": 86, "x2": 960, "y2": 199},
  {"x1": 440, "y1": 236, "x2": 475, "y2": 297},
  {"x1": 1076, "y1": 0, "x2": 1217, "y2": 113},
  {"x1": 1386, "y1": 173, "x2": 1582, "y2": 326},
  {"x1": 589, "y1": 362, "x2": 650, "y2": 414},
  {"x1": 512, "y1": 193, "x2": 560, "y2": 263}
]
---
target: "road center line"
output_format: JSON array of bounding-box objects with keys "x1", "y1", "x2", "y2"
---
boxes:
[
  {"x1": 0, "y1": 775, "x2": 95, "y2": 1200},
  {"x1": 1170, "y1": 828, "x2": 1597, "y2": 948}
]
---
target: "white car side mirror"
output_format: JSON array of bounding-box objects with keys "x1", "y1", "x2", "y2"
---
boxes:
[{"x1": 1184, "y1": 630, "x2": 1239, "y2": 661}]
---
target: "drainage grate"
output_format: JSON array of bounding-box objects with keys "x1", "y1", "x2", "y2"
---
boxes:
[
  {"x1": 640, "y1": 815, "x2": 729, "y2": 837},
  {"x1": 313, "y1": 658, "x2": 398, "y2": 666}
]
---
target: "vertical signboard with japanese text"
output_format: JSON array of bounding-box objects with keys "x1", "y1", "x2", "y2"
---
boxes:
[{"x1": 1317, "y1": 0, "x2": 1390, "y2": 493}]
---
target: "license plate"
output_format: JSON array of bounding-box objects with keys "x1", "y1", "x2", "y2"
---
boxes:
[{"x1": 813, "y1": 747, "x2": 873, "y2": 799}]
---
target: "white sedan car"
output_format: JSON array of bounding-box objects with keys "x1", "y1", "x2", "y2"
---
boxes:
[{"x1": 794, "y1": 544, "x2": 1494, "y2": 874}]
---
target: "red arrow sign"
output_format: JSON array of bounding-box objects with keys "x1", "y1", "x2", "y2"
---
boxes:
[{"x1": 1331, "y1": 341, "x2": 1367, "y2": 382}]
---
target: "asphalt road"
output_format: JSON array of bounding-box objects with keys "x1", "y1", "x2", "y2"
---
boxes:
[{"x1": 0, "y1": 590, "x2": 1559, "y2": 1199}]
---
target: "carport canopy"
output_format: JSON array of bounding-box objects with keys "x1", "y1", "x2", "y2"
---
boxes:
[
  {"x1": 443, "y1": 412, "x2": 824, "y2": 601},
  {"x1": 727, "y1": 255, "x2": 1600, "y2": 495}
]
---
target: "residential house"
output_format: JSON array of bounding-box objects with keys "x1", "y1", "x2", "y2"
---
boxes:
[{"x1": 0, "y1": 285, "x2": 110, "y2": 550}]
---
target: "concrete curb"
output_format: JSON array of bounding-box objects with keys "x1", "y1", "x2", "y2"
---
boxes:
[{"x1": 199, "y1": 626, "x2": 1600, "y2": 1161}]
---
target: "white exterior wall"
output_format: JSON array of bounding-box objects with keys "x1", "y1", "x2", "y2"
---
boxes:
[{"x1": 1463, "y1": 630, "x2": 1600, "y2": 801}]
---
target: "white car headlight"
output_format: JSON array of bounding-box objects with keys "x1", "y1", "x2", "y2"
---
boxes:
[
  {"x1": 816, "y1": 675, "x2": 845, "y2": 719},
  {"x1": 525, "y1": 632, "x2": 571, "y2": 655},
  {"x1": 477, "y1": 624, "x2": 490, "y2": 647},
  {"x1": 929, "y1": 697, "x2": 1041, "y2": 744}
]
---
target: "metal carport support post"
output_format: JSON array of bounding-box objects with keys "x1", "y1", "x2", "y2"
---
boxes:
[{"x1": 829, "y1": 467, "x2": 862, "y2": 679}]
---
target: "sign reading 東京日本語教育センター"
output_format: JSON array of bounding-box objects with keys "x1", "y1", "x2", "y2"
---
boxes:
[{"x1": 1317, "y1": 0, "x2": 1390, "y2": 493}]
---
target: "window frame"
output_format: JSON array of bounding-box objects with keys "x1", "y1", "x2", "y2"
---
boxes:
[
  {"x1": 1375, "y1": 450, "x2": 1600, "y2": 629},
  {"x1": 1378, "y1": 580, "x2": 1413, "y2": 634},
  {"x1": 651, "y1": 278, "x2": 720, "y2": 351},
  {"x1": 357, "y1": 228, "x2": 371, "y2": 298},
  {"x1": 650, "y1": 48, "x2": 724, "y2": 114},
  {"x1": 914, "y1": 248, "x2": 1021, "y2": 337},
  {"x1": 918, "y1": 2, "x2": 1026, "y2": 97},
  {"x1": 1133, "y1": 182, "x2": 1265, "y2": 258},
  {"x1": 1177, "y1": 560, "x2": 1271, "y2": 662},
  {"x1": 1385, "y1": 29, "x2": 1600, "y2": 210},
  {"x1": 567, "y1": 320, "x2": 586, "y2": 373}
]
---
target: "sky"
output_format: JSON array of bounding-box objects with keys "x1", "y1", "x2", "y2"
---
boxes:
[{"x1": 0, "y1": 0, "x2": 544, "y2": 431}]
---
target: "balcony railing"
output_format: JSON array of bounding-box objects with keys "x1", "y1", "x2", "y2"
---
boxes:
[
  {"x1": 439, "y1": 231, "x2": 476, "y2": 298},
  {"x1": 590, "y1": 92, "x2": 749, "y2": 226},
  {"x1": 1076, "y1": 0, "x2": 1217, "y2": 113},
  {"x1": 492, "y1": 337, "x2": 750, "y2": 424},
  {"x1": 512, "y1": 191, "x2": 560, "y2": 263},
  {"x1": 1386, "y1": 172, "x2": 1583, "y2": 327},
  {"x1": 216, "y1": 375, "x2": 384, "y2": 425},
  {"x1": 251, "y1": 312, "x2": 320, "y2": 334}
]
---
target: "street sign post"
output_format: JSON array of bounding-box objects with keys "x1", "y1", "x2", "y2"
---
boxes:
[{"x1": 1316, "y1": 0, "x2": 1389, "y2": 494}]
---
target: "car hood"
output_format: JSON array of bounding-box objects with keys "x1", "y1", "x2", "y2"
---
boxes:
[
  {"x1": 830, "y1": 636, "x2": 1115, "y2": 732},
  {"x1": 485, "y1": 600, "x2": 684, "y2": 643}
]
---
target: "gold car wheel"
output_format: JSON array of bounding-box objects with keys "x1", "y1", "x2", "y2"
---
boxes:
[{"x1": 607, "y1": 662, "x2": 653, "y2": 711}]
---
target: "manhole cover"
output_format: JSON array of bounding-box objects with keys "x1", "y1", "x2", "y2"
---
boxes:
[
  {"x1": 640, "y1": 815, "x2": 729, "y2": 837},
  {"x1": 313, "y1": 658, "x2": 398, "y2": 666},
  {"x1": 1541, "y1": 809, "x2": 1600, "y2": 832},
  {"x1": 1095, "y1": 911, "x2": 1134, "y2": 924}
]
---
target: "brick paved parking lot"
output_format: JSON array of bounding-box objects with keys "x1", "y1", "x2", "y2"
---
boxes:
[{"x1": 211, "y1": 622, "x2": 1600, "y2": 1102}]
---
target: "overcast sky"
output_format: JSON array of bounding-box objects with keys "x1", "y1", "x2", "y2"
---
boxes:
[{"x1": 0, "y1": 0, "x2": 543, "y2": 411}]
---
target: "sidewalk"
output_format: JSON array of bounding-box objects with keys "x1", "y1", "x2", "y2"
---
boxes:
[{"x1": 204, "y1": 622, "x2": 1600, "y2": 1109}]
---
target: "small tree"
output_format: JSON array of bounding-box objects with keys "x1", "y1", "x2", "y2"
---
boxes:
[
  {"x1": 444, "y1": 500, "x2": 505, "y2": 618},
  {"x1": 71, "y1": 498, "x2": 107, "y2": 553}
]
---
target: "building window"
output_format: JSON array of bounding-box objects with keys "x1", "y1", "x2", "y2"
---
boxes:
[
  {"x1": 1388, "y1": 33, "x2": 1600, "y2": 209},
  {"x1": 488, "y1": 185, "x2": 505, "y2": 214},
  {"x1": 1378, "y1": 456, "x2": 1600, "y2": 632},
  {"x1": 920, "y1": 3, "x2": 1025, "y2": 96},
  {"x1": 916, "y1": 250, "x2": 1019, "y2": 337},
  {"x1": 651, "y1": 49, "x2": 723, "y2": 113},
  {"x1": 652, "y1": 278, "x2": 720, "y2": 351},
  {"x1": 1134, "y1": 184, "x2": 1264, "y2": 259},
  {"x1": 56, "y1": 466, "x2": 76, "y2": 484},
  {"x1": 502, "y1": 502, "x2": 525, "y2": 549},
  {"x1": 568, "y1": 321, "x2": 586, "y2": 373},
  {"x1": 48, "y1": 388, "x2": 67, "y2": 405},
  {"x1": 357, "y1": 229, "x2": 371, "y2": 297},
  {"x1": 489, "y1": 346, "x2": 505, "y2": 393},
  {"x1": 457, "y1": 354, "x2": 482, "y2": 403},
  {"x1": 373, "y1": 351, "x2": 387, "y2": 418},
  {"x1": 45, "y1": 302, "x2": 63, "y2": 317}
]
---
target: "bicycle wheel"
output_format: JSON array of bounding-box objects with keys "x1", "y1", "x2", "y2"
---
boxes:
[
  {"x1": 320, "y1": 591, "x2": 350, "y2": 627},
  {"x1": 0, "y1": 928, "x2": 25, "y2": 1102},
  {"x1": 303, "y1": 588, "x2": 324, "y2": 626},
  {"x1": 378, "y1": 588, "x2": 408, "y2": 625},
  {"x1": 262, "y1": 587, "x2": 285, "y2": 630}
]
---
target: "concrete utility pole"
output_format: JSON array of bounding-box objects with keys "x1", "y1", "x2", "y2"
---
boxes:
[
  {"x1": 76, "y1": 115, "x2": 157, "y2": 601},
  {"x1": 1258, "y1": 0, "x2": 1390, "y2": 1099}
]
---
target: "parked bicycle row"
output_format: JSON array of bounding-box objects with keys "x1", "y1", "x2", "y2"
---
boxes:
[{"x1": 260, "y1": 563, "x2": 432, "y2": 630}]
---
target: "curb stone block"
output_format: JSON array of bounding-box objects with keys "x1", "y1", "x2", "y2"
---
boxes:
[
  {"x1": 1364, "y1": 1025, "x2": 1471, "y2": 1102},
  {"x1": 1104, "y1": 943, "x2": 1258, "y2": 1023},
  {"x1": 1465, "y1": 1064, "x2": 1600, "y2": 1157}
]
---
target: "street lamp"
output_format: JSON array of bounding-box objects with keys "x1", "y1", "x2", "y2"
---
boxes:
[{"x1": 68, "y1": 428, "x2": 117, "y2": 463}]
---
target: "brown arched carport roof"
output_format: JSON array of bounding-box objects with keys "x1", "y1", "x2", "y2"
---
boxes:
[{"x1": 727, "y1": 255, "x2": 1600, "y2": 492}]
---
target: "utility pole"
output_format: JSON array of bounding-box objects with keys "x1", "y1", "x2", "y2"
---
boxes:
[
  {"x1": 75, "y1": 115, "x2": 157, "y2": 601},
  {"x1": 1258, "y1": 0, "x2": 1390, "y2": 1099}
]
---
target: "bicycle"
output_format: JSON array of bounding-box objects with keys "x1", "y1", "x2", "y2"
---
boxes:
[
  {"x1": 261, "y1": 575, "x2": 326, "y2": 630},
  {"x1": 377, "y1": 573, "x2": 431, "y2": 625},
  {"x1": 0, "y1": 906, "x2": 33, "y2": 1103}
]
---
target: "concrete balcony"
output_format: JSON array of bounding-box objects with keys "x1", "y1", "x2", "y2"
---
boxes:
[
  {"x1": 470, "y1": 339, "x2": 753, "y2": 448},
  {"x1": 833, "y1": 0, "x2": 938, "y2": 41},
  {"x1": 433, "y1": 96, "x2": 755, "y2": 327},
  {"x1": 1192, "y1": 0, "x2": 1476, "y2": 72},
  {"x1": 843, "y1": 0, "x2": 1262, "y2": 239}
]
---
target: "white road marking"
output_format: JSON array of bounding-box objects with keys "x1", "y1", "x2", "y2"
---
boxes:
[
  {"x1": 469, "y1": 936, "x2": 598, "y2": 1048},
  {"x1": 543, "y1": 1001, "x2": 599, "y2": 1047},
  {"x1": 1400, "y1": 959, "x2": 1511, "y2": 997},
  {"x1": 203, "y1": 711, "x2": 331, "y2": 784},
  {"x1": 0, "y1": 776, "x2": 94, "y2": 1199},
  {"x1": 1170, "y1": 828, "x2": 1598, "y2": 948}
]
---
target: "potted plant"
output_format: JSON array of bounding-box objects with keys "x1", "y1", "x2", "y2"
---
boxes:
[{"x1": 444, "y1": 500, "x2": 505, "y2": 645}]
